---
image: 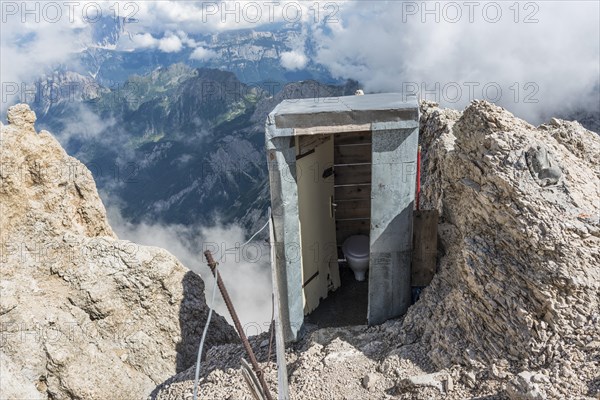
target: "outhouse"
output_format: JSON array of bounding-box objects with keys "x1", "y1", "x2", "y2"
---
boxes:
[{"x1": 266, "y1": 93, "x2": 420, "y2": 342}]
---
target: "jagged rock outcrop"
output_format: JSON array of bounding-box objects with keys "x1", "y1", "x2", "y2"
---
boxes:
[
  {"x1": 402, "y1": 100, "x2": 599, "y2": 398},
  {"x1": 0, "y1": 104, "x2": 237, "y2": 400},
  {"x1": 151, "y1": 100, "x2": 599, "y2": 400}
]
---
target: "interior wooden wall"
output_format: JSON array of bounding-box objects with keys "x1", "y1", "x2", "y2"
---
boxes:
[{"x1": 333, "y1": 131, "x2": 372, "y2": 248}]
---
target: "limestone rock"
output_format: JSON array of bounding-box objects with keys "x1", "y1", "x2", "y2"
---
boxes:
[
  {"x1": 0, "y1": 352, "x2": 44, "y2": 400},
  {"x1": 397, "y1": 372, "x2": 448, "y2": 393},
  {"x1": 6, "y1": 103, "x2": 37, "y2": 132},
  {"x1": 406, "y1": 100, "x2": 600, "y2": 397},
  {"x1": 1, "y1": 105, "x2": 114, "y2": 239},
  {"x1": 506, "y1": 371, "x2": 547, "y2": 400},
  {"x1": 0, "y1": 104, "x2": 237, "y2": 399},
  {"x1": 362, "y1": 372, "x2": 380, "y2": 390},
  {"x1": 525, "y1": 144, "x2": 562, "y2": 186}
]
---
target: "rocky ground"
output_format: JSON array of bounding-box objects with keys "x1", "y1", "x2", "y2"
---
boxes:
[
  {"x1": 0, "y1": 105, "x2": 237, "y2": 399},
  {"x1": 151, "y1": 100, "x2": 599, "y2": 400}
]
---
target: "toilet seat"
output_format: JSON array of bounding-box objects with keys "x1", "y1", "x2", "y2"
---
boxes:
[{"x1": 343, "y1": 235, "x2": 369, "y2": 258}]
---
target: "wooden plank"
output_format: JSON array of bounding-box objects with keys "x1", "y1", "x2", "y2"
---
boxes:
[
  {"x1": 334, "y1": 164, "x2": 371, "y2": 185},
  {"x1": 334, "y1": 184, "x2": 371, "y2": 201},
  {"x1": 411, "y1": 210, "x2": 439, "y2": 287},
  {"x1": 293, "y1": 123, "x2": 371, "y2": 136},
  {"x1": 334, "y1": 144, "x2": 372, "y2": 165},
  {"x1": 335, "y1": 199, "x2": 370, "y2": 220},
  {"x1": 336, "y1": 219, "x2": 370, "y2": 245},
  {"x1": 334, "y1": 131, "x2": 372, "y2": 146}
]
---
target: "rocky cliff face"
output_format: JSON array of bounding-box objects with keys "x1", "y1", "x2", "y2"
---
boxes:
[
  {"x1": 0, "y1": 104, "x2": 237, "y2": 399},
  {"x1": 151, "y1": 100, "x2": 599, "y2": 400}
]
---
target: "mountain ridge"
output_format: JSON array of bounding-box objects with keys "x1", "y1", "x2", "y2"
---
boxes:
[{"x1": 27, "y1": 66, "x2": 358, "y2": 233}]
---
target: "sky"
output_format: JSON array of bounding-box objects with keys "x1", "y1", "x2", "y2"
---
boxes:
[{"x1": 1, "y1": 1, "x2": 599, "y2": 121}]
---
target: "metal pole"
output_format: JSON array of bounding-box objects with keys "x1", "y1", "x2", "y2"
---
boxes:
[
  {"x1": 416, "y1": 145, "x2": 422, "y2": 211},
  {"x1": 269, "y1": 213, "x2": 290, "y2": 400},
  {"x1": 203, "y1": 250, "x2": 274, "y2": 400}
]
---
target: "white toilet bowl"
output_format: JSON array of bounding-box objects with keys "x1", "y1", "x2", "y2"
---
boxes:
[{"x1": 342, "y1": 235, "x2": 370, "y2": 281}]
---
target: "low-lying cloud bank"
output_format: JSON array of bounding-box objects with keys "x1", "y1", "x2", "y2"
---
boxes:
[{"x1": 106, "y1": 205, "x2": 273, "y2": 335}]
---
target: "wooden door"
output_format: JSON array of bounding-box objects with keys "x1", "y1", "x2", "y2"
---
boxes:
[{"x1": 296, "y1": 135, "x2": 340, "y2": 314}]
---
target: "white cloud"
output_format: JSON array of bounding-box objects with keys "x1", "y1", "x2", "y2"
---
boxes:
[
  {"x1": 57, "y1": 103, "x2": 117, "y2": 143},
  {"x1": 0, "y1": 0, "x2": 325, "y2": 110},
  {"x1": 127, "y1": 1, "x2": 337, "y2": 34},
  {"x1": 280, "y1": 50, "x2": 308, "y2": 70},
  {"x1": 106, "y1": 206, "x2": 273, "y2": 332},
  {"x1": 157, "y1": 33, "x2": 183, "y2": 53},
  {"x1": 176, "y1": 30, "x2": 198, "y2": 48},
  {"x1": 190, "y1": 46, "x2": 217, "y2": 61},
  {"x1": 121, "y1": 31, "x2": 185, "y2": 53},
  {"x1": 130, "y1": 32, "x2": 157, "y2": 48},
  {"x1": 0, "y1": 14, "x2": 88, "y2": 111},
  {"x1": 312, "y1": 1, "x2": 600, "y2": 123}
]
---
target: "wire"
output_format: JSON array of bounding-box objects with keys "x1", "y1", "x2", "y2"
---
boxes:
[
  {"x1": 193, "y1": 262, "x2": 219, "y2": 400},
  {"x1": 192, "y1": 209, "x2": 272, "y2": 400},
  {"x1": 229, "y1": 217, "x2": 271, "y2": 251},
  {"x1": 266, "y1": 293, "x2": 275, "y2": 364}
]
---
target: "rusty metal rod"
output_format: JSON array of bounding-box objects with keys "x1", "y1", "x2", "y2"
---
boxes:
[{"x1": 204, "y1": 250, "x2": 274, "y2": 400}]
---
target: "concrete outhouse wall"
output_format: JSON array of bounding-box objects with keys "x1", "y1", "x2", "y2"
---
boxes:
[{"x1": 368, "y1": 126, "x2": 419, "y2": 324}]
